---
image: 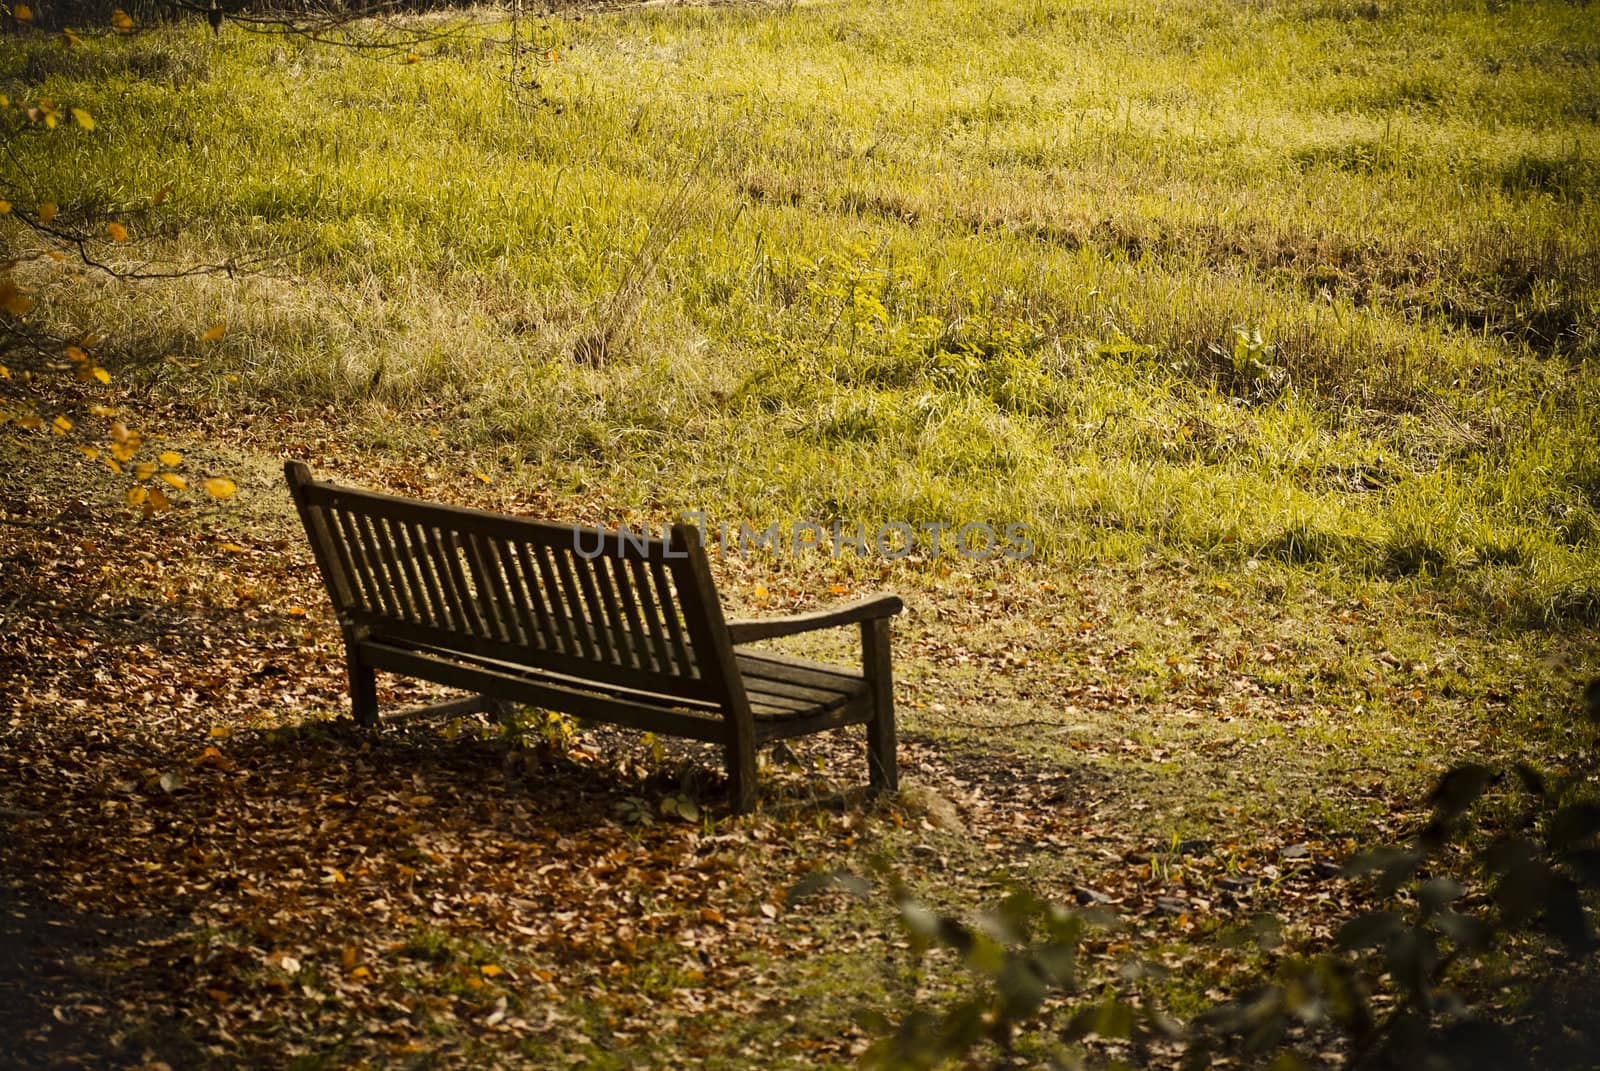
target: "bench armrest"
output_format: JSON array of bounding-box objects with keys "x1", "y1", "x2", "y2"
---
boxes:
[{"x1": 725, "y1": 594, "x2": 904, "y2": 645}]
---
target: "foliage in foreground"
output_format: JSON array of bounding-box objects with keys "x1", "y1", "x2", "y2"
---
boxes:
[{"x1": 801, "y1": 683, "x2": 1600, "y2": 1070}]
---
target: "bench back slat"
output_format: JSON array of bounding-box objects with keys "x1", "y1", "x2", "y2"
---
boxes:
[
  {"x1": 648, "y1": 557, "x2": 695, "y2": 676},
  {"x1": 286, "y1": 463, "x2": 729, "y2": 703}
]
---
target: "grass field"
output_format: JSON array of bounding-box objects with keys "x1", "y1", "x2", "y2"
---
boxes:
[{"x1": 3, "y1": 0, "x2": 1599, "y2": 1065}]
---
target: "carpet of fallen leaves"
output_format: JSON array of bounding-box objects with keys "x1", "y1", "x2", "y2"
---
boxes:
[
  {"x1": 4, "y1": 392, "x2": 1588, "y2": 1069},
  {"x1": 0, "y1": 490, "x2": 1381, "y2": 1070}
]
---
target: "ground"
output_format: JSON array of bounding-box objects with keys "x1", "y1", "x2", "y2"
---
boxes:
[{"x1": 3, "y1": 0, "x2": 1600, "y2": 1065}]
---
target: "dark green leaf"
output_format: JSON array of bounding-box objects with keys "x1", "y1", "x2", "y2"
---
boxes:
[
  {"x1": 1493, "y1": 857, "x2": 1553, "y2": 925},
  {"x1": 1432, "y1": 910, "x2": 1494, "y2": 952},
  {"x1": 1548, "y1": 802, "x2": 1600, "y2": 850},
  {"x1": 1512, "y1": 761, "x2": 1548, "y2": 799},
  {"x1": 1541, "y1": 873, "x2": 1593, "y2": 953},
  {"x1": 1417, "y1": 875, "x2": 1465, "y2": 914},
  {"x1": 1384, "y1": 927, "x2": 1437, "y2": 1005},
  {"x1": 1439, "y1": 1019, "x2": 1520, "y2": 1071},
  {"x1": 1428, "y1": 763, "x2": 1495, "y2": 820},
  {"x1": 1335, "y1": 910, "x2": 1405, "y2": 950},
  {"x1": 1343, "y1": 847, "x2": 1422, "y2": 894},
  {"x1": 1483, "y1": 835, "x2": 1539, "y2": 876},
  {"x1": 1564, "y1": 848, "x2": 1600, "y2": 885}
]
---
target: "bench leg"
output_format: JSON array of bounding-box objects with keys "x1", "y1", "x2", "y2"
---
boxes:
[
  {"x1": 726, "y1": 730, "x2": 758, "y2": 816},
  {"x1": 862, "y1": 617, "x2": 898, "y2": 793},
  {"x1": 347, "y1": 643, "x2": 378, "y2": 727}
]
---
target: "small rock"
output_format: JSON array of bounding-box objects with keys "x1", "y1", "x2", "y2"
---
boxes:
[{"x1": 1279, "y1": 843, "x2": 1310, "y2": 860}]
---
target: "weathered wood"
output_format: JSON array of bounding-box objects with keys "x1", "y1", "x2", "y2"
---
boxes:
[
  {"x1": 863, "y1": 616, "x2": 897, "y2": 792},
  {"x1": 286, "y1": 462, "x2": 903, "y2": 812}
]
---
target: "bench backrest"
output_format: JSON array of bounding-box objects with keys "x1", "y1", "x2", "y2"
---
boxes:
[{"x1": 285, "y1": 462, "x2": 734, "y2": 705}]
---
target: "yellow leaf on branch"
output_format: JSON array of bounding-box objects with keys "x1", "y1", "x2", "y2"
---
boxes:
[
  {"x1": 201, "y1": 323, "x2": 226, "y2": 343},
  {"x1": 37, "y1": 201, "x2": 57, "y2": 224},
  {"x1": 203, "y1": 477, "x2": 238, "y2": 500},
  {"x1": 159, "y1": 472, "x2": 187, "y2": 490},
  {"x1": 51, "y1": 415, "x2": 72, "y2": 434},
  {"x1": 134, "y1": 461, "x2": 157, "y2": 480},
  {"x1": 159, "y1": 450, "x2": 182, "y2": 466},
  {"x1": 147, "y1": 488, "x2": 171, "y2": 513},
  {"x1": 0, "y1": 280, "x2": 34, "y2": 315},
  {"x1": 89, "y1": 404, "x2": 117, "y2": 417},
  {"x1": 15, "y1": 4, "x2": 33, "y2": 21},
  {"x1": 0, "y1": 201, "x2": 10, "y2": 214},
  {"x1": 91, "y1": 366, "x2": 111, "y2": 384},
  {"x1": 71, "y1": 108, "x2": 95, "y2": 131},
  {"x1": 65, "y1": 346, "x2": 88, "y2": 363},
  {"x1": 111, "y1": 8, "x2": 133, "y2": 32},
  {"x1": 127, "y1": 486, "x2": 148, "y2": 506}
]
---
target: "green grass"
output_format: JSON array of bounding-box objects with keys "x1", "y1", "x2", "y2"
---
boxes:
[{"x1": 5, "y1": 0, "x2": 1596, "y2": 625}]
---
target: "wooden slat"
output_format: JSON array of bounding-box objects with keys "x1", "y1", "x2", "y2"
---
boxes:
[
  {"x1": 752, "y1": 701, "x2": 874, "y2": 742},
  {"x1": 648, "y1": 559, "x2": 694, "y2": 676},
  {"x1": 340, "y1": 609, "x2": 721, "y2": 702},
  {"x1": 349, "y1": 513, "x2": 397, "y2": 617},
  {"x1": 365, "y1": 512, "x2": 417, "y2": 621},
  {"x1": 331, "y1": 507, "x2": 385, "y2": 617},
  {"x1": 492, "y1": 539, "x2": 541, "y2": 650},
  {"x1": 463, "y1": 531, "x2": 518, "y2": 645},
  {"x1": 359, "y1": 641, "x2": 731, "y2": 744},
  {"x1": 585, "y1": 557, "x2": 627, "y2": 662},
  {"x1": 413, "y1": 524, "x2": 464, "y2": 632},
  {"x1": 405, "y1": 520, "x2": 456, "y2": 631},
  {"x1": 604, "y1": 557, "x2": 653, "y2": 672},
  {"x1": 626, "y1": 558, "x2": 672, "y2": 675},
  {"x1": 385, "y1": 517, "x2": 434, "y2": 624},
  {"x1": 736, "y1": 649, "x2": 866, "y2": 689},
  {"x1": 435, "y1": 528, "x2": 486, "y2": 638},
  {"x1": 513, "y1": 542, "x2": 561, "y2": 652},
  {"x1": 530, "y1": 544, "x2": 581, "y2": 657},
  {"x1": 550, "y1": 549, "x2": 600, "y2": 660},
  {"x1": 569, "y1": 553, "x2": 618, "y2": 664}
]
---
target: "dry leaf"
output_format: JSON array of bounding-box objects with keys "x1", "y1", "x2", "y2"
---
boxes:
[{"x1": 203, "y1": 476, "x2": 238, "y2": 500}]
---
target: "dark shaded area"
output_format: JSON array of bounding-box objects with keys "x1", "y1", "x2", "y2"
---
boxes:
[{"x1": 0, "y1": 876, "x2": 182, "y2": 1070}]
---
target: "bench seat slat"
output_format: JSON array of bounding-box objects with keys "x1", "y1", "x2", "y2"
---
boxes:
[
  {"x1": 359, "y1": 641, "x2": 733, "y2": 744},
  {"x1": 343, "y1": 609, "x2": 721, "y2": 702}
]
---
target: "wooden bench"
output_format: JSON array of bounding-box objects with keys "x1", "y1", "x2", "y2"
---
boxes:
[{"x1": 285, "y1": 461, "x2": 902, "y2": 813}]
